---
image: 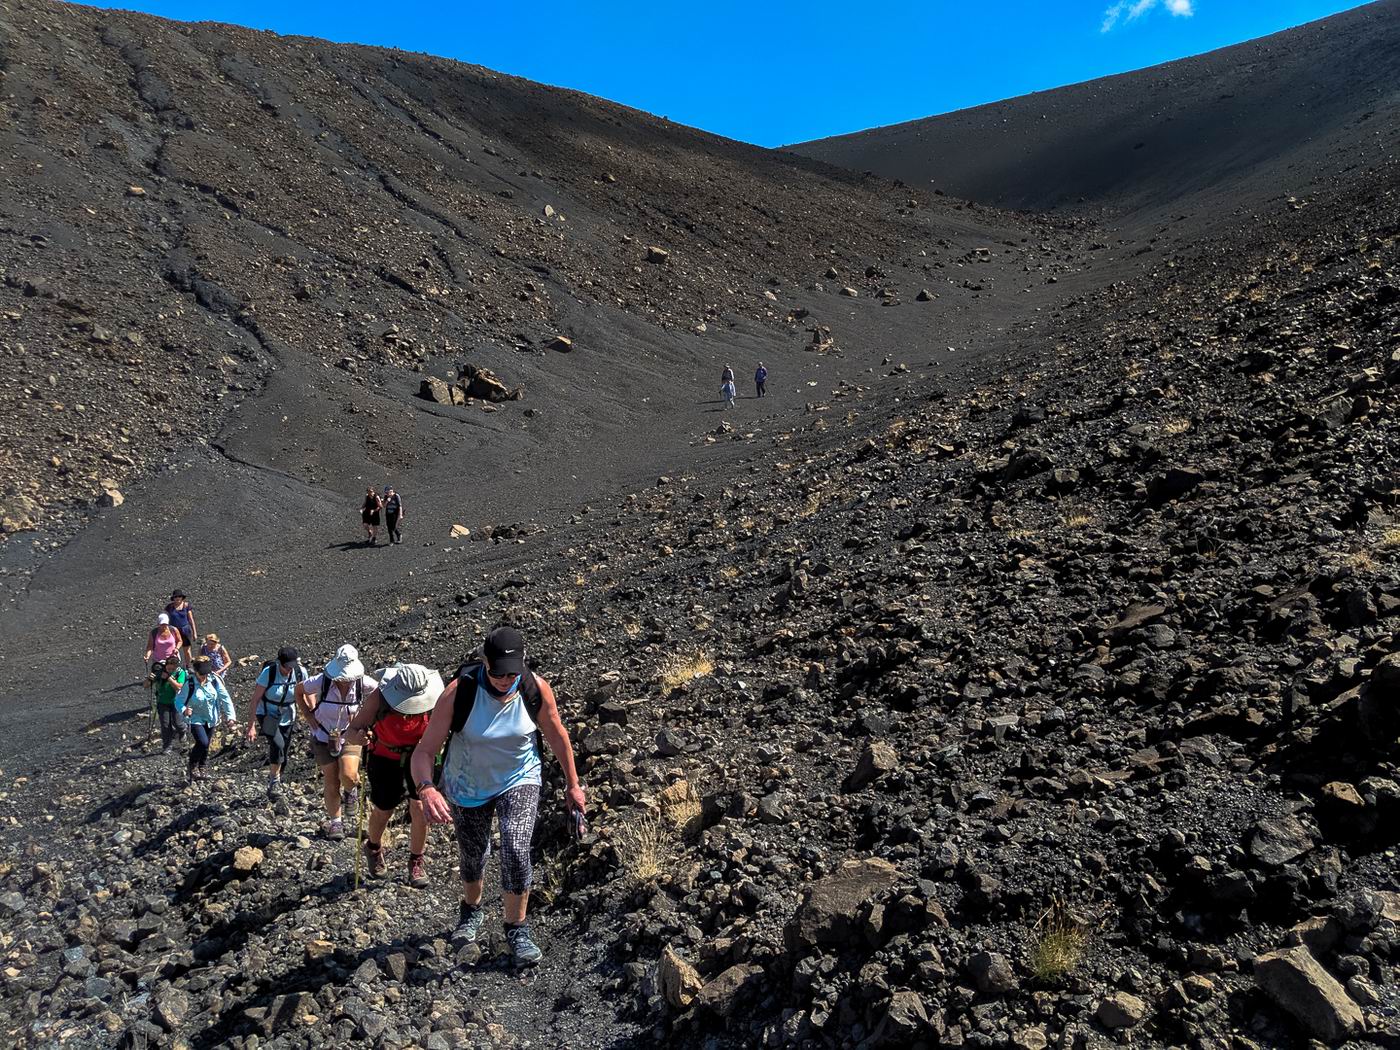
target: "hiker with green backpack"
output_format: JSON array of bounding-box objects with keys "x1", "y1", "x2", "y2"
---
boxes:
[
  {"x1": 295, "y1": 643, "x2": 376, "y2": 841},
  {"x1": 344, "y1": 662, "x2": 444, "y2": 887},
  {"x1": 411, "y1": 626, "x2": 586, "y2": 966}
]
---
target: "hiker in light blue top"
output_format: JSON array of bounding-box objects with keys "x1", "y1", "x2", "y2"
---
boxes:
[
  {"x1": 413, "y1": 626, "x2": 586, "y2": 967},
  {"x1": 438, "y1": 670, "x2": 542, "y2": 805},
  {"x1": 244, "y1": 645, "x2": 308, "y2": 798},
  {"x1": 181, "y1": 658, "x2": 235, "y2": 783}
]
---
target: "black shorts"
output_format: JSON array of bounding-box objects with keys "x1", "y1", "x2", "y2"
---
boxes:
[{"x1": 366, "y1": 750, "x2": 417, "y2": 812}]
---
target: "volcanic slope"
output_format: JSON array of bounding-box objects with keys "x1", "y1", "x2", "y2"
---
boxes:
[
  {"x1": 791, "y1": 0, "x2": 1400, "y2": 219},
  {"x1": 2, "y1": 2, "x2": 1400, "y2": 1050},
  {"x1": 0, "y1": 0, "x2": 1081, "y2": 755}
]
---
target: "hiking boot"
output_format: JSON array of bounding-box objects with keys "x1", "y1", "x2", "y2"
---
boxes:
[
  {"x1": 266, "y1": 777, "x2": 282, "y2": 799},
  {"x1": 324, "y1": 818, "x2": 345, "y2": 841},
  {"x1": 341, "y1": 785, "x2": 359, "y2": 815},
  {"x1": 505, "y1": 923, "x2": 542, "y2": 966},
  {"x1": 453, "y1": 903, "x2": 484, "y2": 944},
  {"x1": 364, "y1": 841, "x2": 387, "y2": 878},
  {"x1": 186, "y1": 766, "x2": 196, "y2": 785},
  {"x1": 408, "y1": 853, "x2": 428, "y2": 888}
]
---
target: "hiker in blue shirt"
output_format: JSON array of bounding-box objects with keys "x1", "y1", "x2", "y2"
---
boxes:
[
  {"x1": 244, "y1": 645, "x2": 308, "y2": 799},
  {"x1": 181, "y1": 658, "x2": 235, "y2": 784},
  {"x1": 165, "y1": 590, "x2": 198, "y2": 666},
  {"x1": 755, "y1": 362, "x2": 768, "y2": 398}
]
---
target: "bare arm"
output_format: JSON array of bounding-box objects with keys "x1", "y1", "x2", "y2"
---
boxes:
[
  {"x1": 412, "y1": 680, "x2": 459, "y2": 823},
  {"x1": 535, "y1": 678, "x2": 586, "y2": 812},
  {"x1": 345, "y1": 689, "x2": 384, "y2": 744},
  {"x1": 295, "y1": 680, "x2": 318, "y2": 721},
  {"x1": 246, "y1": 682, "x2": 267, "y2": 728}
]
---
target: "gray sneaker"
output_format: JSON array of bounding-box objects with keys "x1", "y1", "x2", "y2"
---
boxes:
[
  {"x1": 341, "y1": 786, "x2": 359, "y2": 814},
  {"x1": 453, "y1": 904, "x2": 484, "y2": 944},
  {"x1": 266, "y1": 777, "x2": 282, "y2": 799},
  {"x1": 505, "y1": 923, "x2": 542, "y2": 966}
]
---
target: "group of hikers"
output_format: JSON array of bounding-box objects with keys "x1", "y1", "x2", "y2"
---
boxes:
[
  {"x1": 143, "y1": 609, "x2": 579, "y2": 965},
  {"x1": 360, "y1": 485, "x2": 405, "y2": 545},
  {"x1": 720, "y1": 362, "x2": 768, "y2": 408}
]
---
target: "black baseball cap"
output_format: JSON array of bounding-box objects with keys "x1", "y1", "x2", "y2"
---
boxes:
[
  {"x1": 277, "y1": 646, "x2": 299, "y2": 664},
  {"x1": 483, "y1": 626, "x2": 526, "y2": 676},
  {"x1": 170, "y1": 589, "x2": 187, "y2": 599}
]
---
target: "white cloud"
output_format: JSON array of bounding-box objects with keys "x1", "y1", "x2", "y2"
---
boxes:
[{"x1": 1102, "y1": 0, "x2": 1194, "y2": 32}]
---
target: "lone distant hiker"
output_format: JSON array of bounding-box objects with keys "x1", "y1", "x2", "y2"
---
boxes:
[
  {"x1": 721, "y1": 364, "x2": 735, "y2": 386},
  {"x1": 362, "y1": 488, "x2": 383, "y2": 545},
  {"x1": 245, "y1": 646, "x2": 308, "y2": 799},
  {"x1": 147, "y1": 655, "x2": 188, "y2": 752},
  {"x1": 145, "y1": 614, "x2": 183, "y2": 667},
  {"x1": 755, "y1": 362, "x2": 768, "y2": 398},
  {"x1": 165, "y1": 591, "x2": 198, "y2": 666},
  {"x1": 201, "y1": 633, "x2": 232, "y2": 680},
  {"x1": 721, "y1": 378, "x2": 737, "y2": 409},
  {"x1": 182, "y1": 657, "x2": 235, "y2": 783},
  {"x1": 296, "y1": 643, "x2": 375, "y2": 841},
  {"x1": 346, "y1": 663, "x2": 444, "y2": 887},
  {"x1": 383, "y1": 487, "x2": 404, "y2": 545},
  {"x1": 412, "y1": 626, "x2": 586, "y2": 965}
]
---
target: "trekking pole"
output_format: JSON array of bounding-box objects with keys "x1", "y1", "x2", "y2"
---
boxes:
[{"x1": 354, "y1": 784, "x2": 365, "y2": 891}]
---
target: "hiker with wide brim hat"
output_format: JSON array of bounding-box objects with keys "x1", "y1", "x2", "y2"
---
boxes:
[
  {"x1": 345, "y1": 663, "x2": 443, "y2": 887},
  {"x1": 296, "y1": 643, "x2": 376, "y2": 841},
  {"x1": 411, "y1": 626, "x2": 586, "y2": 966}
]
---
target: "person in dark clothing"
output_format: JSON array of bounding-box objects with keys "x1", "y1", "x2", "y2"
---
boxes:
[
  {"x1": 755, "y1": 362, "x2": 768, "y2": 398},
  {"x1": 361, "y1": 488, "x2": 382, "y2": 545},
  {"x1": 384, "y1": 487, "x2": 404, "y2": 545}
]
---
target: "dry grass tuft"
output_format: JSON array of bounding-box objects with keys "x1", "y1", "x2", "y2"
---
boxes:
[
  {"x1": 1029, "y1": 896, "x2": 1089, "y2": 983},
  {"x1": 1161, "y1": 418, "x2": 1192, "y2": 436},
  {"x1": 1379, "y1": 528, "x2": 1400, "y2": 551},
  {"x1": 1064, "y1": 510, "x2": 1095, "y2": 529},
  {"x1": 658, "y1": 649, "x2": 715, "y2": 690},
  {"x1": 612, "y1": 811, "x2": 669, "y2": 884},
  {"x1": 1349, "y1": 550, "x2": 1378, "y2": 572},
  {"x1": 657, "y1": 780, "x2": 703, "y2": 839}
]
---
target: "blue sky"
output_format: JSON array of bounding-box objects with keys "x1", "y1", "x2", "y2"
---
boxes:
[{"x1": 84, "y1": 0, "x2": 1372, "y2": 146}]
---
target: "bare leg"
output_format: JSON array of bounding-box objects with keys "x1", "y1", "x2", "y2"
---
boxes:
[
  {"x1": 408, "y1": 799, "x2": 427, "y2": 854},
  {"x1": 503, "y1": 891, "x2": 530, "y2": 925},
  {"x1": 321, "y1": 763, "x2": 341, "y2": 819},
  {"x1": 367, "y1": 805, "x2": 392, "y2": 846}
]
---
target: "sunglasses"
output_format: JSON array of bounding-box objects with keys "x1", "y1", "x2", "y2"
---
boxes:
[{"x1": 486, "y1": 667, "x2": 517, "y2": 680}]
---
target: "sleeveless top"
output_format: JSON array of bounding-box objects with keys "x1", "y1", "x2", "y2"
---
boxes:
[
  {"x1": 151, "y1": 628, "x2": 180, "y2": 663},
  {"x1": 439, "y1": 672, "x2": 542, "y2": 808},
  {"x1": 201, "y1": 642, "x2": 226, "y2": 672}
]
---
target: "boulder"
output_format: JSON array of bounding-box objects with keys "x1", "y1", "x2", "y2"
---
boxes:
[
  {"x1": 646, "y1": 246, "x2": 669, "y2": 264},
  {"x1": 840, "y1": 286, "x2": 860, "y2": 297},
  {"x1": 657, "y1": 945, "x2": 703, "y2": 1009},
  {"x1": 785, "y1": 857, "x2": 900, "y2": 954},
  {"x1": 916, "y1": 289, "x2": 934, "y2": 302},
  {"x1": 419, "y1": 377, "x2": 452, "y2": 404},
  {"x1": 967, "y1": 951, "x2": 1016, "y2": 996},
  {"x1": 843, "y1": 740, "x2": 898, "y2": 791},
  {"x1": 549, "y1": 335, "x2": 574, "y2": 352},
  {"x1": 449, "y1": 524, "x2": 471, "y2": 539},
  {"x1": 1254, "y1": 945, "x2": 1364, "y2": 1041},
  {"x1": 0, "y1": 495, "x2": 41, "y2": 533},
  {"x1": 1146, "y1": 466, "x2": 1205, "y2": 505},
  {"x1": 97, "y1": 487, "x2": 124, "y2": 508},
  {"x1": 1096, "y1": 991, "x2": 1148, "y2": 1029},
  {"x1": 1356, "y1": 654, "x2": 1400, "y2": 744},
  {"x1": 694, "y1": 963, "x2": 762, "y2": 1018},
  {"x1": 460, "y1": 363, "x2": 522, "y2": 403},
  {"x1": 1248, "y1": 814, "x2": 1315, "y2": 868},
  {"x1": 872, "y1": 990, "x2": 929, "y2": 1043},
  {"x1": 233, "y1": 846, "x2": 264, "y2": 874}
]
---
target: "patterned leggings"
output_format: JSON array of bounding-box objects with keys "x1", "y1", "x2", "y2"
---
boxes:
[{"x1": 450, "y1": 784, "x2": 540, "y2": 894}]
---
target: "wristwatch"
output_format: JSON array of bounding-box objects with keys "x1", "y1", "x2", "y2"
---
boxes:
[{"x1": 416, "y1": 779, "x2": 435, "y2": 792}]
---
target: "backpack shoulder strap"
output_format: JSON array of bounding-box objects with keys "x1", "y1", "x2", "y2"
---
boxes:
[
  {"x1": 521, "y1": 671, "x2": 544, "y2": 725},
  {"x1": 450, "y1": 663, "x2": 483, "y2": 734}
]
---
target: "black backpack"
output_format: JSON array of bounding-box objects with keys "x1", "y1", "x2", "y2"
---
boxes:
[
  {"x1": 259, "y1": 659, "x2": 307, "y2": 709},
  {"x1": 318, "y1": 676, "x2": 363, "y2": 707}
]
